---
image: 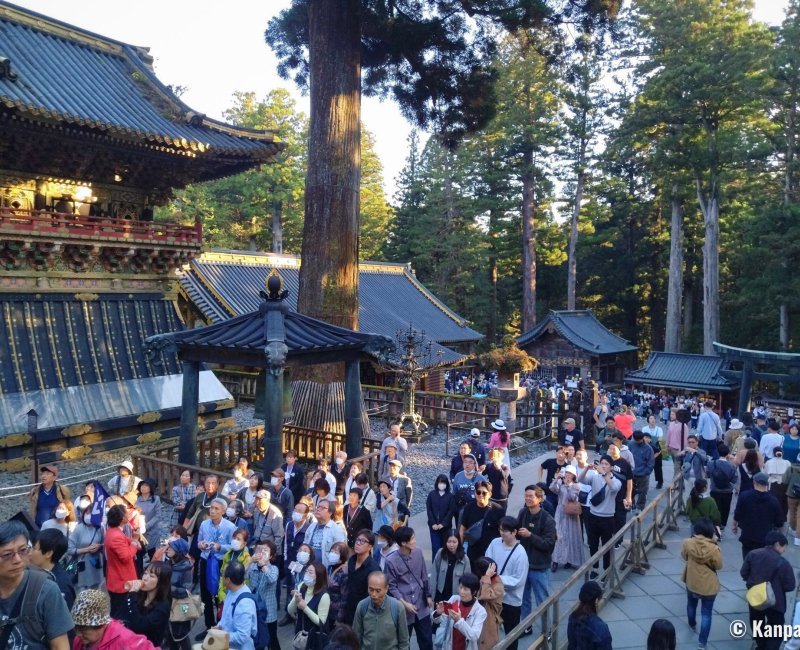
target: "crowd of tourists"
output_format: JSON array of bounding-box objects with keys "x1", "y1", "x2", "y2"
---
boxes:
[{"x1": 2, "y1": 406, "x2": 799, "y2": 650}]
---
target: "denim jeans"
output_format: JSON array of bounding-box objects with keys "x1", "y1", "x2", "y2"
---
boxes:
[
  {"x1": 698, "y1": 437, "x2": 720, "y2": 460},
  {"x1": 687, "y1": 589, "x2": 716, "y2": 646},
  {"x1": 521, "y1": 568, "x2": 551, "y2": 621}
]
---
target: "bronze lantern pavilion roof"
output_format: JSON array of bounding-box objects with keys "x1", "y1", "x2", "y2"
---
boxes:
[{"x1": 147, "y1": 272, "x2": 395, "y2": 368}]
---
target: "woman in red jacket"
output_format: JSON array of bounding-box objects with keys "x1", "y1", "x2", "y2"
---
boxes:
[{"x1": 105, "y1": 504, "x2": 140, "y2": 620}]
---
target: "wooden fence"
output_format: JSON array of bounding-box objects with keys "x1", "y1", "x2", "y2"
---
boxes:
[{"x1": 133, "y1": 422, "x2": 382, "y2": 500}]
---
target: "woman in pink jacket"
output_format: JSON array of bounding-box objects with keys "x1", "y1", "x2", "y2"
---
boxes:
[{"x1": 71, "y1": 589, "x2": 156, "y2": 650}]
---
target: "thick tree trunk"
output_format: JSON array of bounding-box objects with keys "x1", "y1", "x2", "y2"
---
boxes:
[
  {"x1": 521, "y1": 149, "x2": 537, "y2": 331},
  {"x1": 298, "y1": 0, "x2": 361, "y2": 333},
  {"x1": 664, "y1": 187, "x2": 684, "y2": 352},
  {"x1": 566, "y1": 169, "x2": 585, "y2": 310},
  {"x1": 683, "y1": 284, "x2": 694, "y2": 341},
  {"x1": 272, "y1": 199, "x2": 283, "y2": 254},
  {"x1": 696, "y1": 177, "x2": 720, "y2": 356},
  {"x1": 780, "y1": 303, "x2": 789, "y2": 350},
  {"x1": 487, "y1": 207, "x2": 498, "y2": 344}
]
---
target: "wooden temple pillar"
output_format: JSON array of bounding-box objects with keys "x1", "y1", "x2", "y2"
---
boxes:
[
  {"x1": 344, "y1": 359, "x2": 363, "y2": 459},
  {"x1": 178, "y1": 360, "x2": 200, "y2": 464},
  {"x1": 737, "y1": 361, "x2": 753, "y2": 420}
]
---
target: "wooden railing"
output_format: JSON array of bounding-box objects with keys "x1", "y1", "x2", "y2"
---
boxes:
[
  {"x1": 0, "y1": 208, "x2": 202, "y2": 245},
  {"x1": 363, "y1": 386, "x2": 503, "y2": 425},
  {"x1": 132, "y1": 455, "x2": 235, "y2": 503},
  {"x1": 496, "y1": 471, "x2": 686, "y2": 650},
  {"x1": 135, "y1": 423, "x2": 384, "y2": 498}
]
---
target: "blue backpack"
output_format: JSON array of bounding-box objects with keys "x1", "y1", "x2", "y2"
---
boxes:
[{"x1": 231, "y1": 591, "x2": 270, "y2": 650}]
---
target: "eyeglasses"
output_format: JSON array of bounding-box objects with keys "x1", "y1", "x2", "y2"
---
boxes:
[
  {"x1": 0, "y1": 546, "x2": 30, "y2": 562},
  {"x1": 475, "y1": 491, "x2": 489, "y2": 496},
  {"x1": 354, "y1": 538, "x2": 370, "y2": 545}
]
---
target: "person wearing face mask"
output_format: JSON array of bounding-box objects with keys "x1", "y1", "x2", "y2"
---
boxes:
[
  {"x1": 68, "y1": 496, "x2": 105, "y2": 593},
  {"x1": 330, "y1": 450, "x2": 351, "y2": 501},
  {"x1": 237, "y1": 473, "x2": 264, "y2": 535},
  {"x1": 427, "y1": 474, "x2": 457, "y2": 558},
  {"x1": 279, "y1": 502, "x2": 315, "y2": 626},
  {"x1": 217, "y1": 528, "x2": 253, "y2": 607},
  {"x1": 247, "y1": 539, "x2": 281, "y2": 650},
  {"x1": 326, "y1": 541, "x2": 350, "y2": 623},
  {"x1": 40, "y1": 499, "x2": 77, "y2": 537},
  {"x1": 288, "y1": 561, "x2": 331, "y2": 648},
  {"x1": 290, "y1": 543, "x2": 316, "y2": 595},
  {"x1": 164, "y1": 538, "x2": 194, "y2": 650},
  {"x1": 225, "y1": 499, "x2": 249, "y2": 530},
  {"x1": 344, "y1": 487, "x2": 374, "y2": 548},
  {"x1": 269, "y1": 468, "x2": 295, "y2": 519}
]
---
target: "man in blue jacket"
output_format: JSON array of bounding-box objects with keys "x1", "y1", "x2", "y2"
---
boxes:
[{"x1": 629, "y1": 430, "x2": 655, "y2": 512}]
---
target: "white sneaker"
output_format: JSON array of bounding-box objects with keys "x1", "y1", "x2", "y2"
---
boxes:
[{"x1": 794, "y1": 536, "x2": 800, "y2": 547}]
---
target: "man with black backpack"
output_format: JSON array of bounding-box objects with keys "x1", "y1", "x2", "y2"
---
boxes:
[
  {"x1": 706, "y1": 444, "x2": 738, "y2": 536},
  {"x1": 0, "y1": 521, "x2": 73, "y2": 650}
]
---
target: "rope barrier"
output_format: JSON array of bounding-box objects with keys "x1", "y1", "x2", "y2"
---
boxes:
[
  {"x1": 0, "y1": 471, "x2": 118, "y2": 500},
  {"x1": 0, "y1": 462, "x2": 124, "y2": 491}
]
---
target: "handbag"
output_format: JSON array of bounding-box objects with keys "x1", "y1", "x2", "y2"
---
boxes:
[
  {"x1": 170, "y1": 594, "x2": 204, "y2": 622},
  {"x1": 184, "y1": 508, "x2": 202, "y2": 536},
  {"x1": 590, "y1": 485, "x2": 606, "y2": 507},
  {"x1": 564, "y1": 499, "x2": 582, "y2": 516},
  {"x1": 464, "y1": 518, "x2": 484, "y2": 545},
  {"x1": 292, "y1": 631, "x2": 310, "y2": 650},
  {"x1": 206, "y1": 553, "x2": 221, "y2": 596},
  {"x1": 746, "y1": 561, "x2": 783, "y2": 611}
]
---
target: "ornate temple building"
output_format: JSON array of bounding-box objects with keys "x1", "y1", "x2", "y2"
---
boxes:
[{"x1": 0, "y1": 1, "x2": 283, "y2": 468}]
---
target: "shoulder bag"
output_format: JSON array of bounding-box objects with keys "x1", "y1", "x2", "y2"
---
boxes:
[{"x1": 746, "y1": 560, "x2": 784, "y2": 611}]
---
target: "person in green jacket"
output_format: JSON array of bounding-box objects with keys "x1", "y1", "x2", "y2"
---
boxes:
[{"x1": 685, "y1": 478, "x2": 721, "y2": 528}]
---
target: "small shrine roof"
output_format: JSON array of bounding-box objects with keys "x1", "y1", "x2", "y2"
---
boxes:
[
  {"x1": 517, "y1": 310, "x2": 637, "y2": 355},
  {"x1": 625, "y1": 352, "x2": 737, "y2": 392}
]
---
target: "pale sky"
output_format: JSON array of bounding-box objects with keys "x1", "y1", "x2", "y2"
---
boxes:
[{"x1": 6, "y1": 0, "x2": 789, "y2": 198}]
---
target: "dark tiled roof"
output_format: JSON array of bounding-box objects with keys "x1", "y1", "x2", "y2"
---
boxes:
[
  {"x1": 0, "y1": 1, "x2": 281, "y2": 158},
  {"x1": 517, "y1": 310, "x2": 637, "y2": 355},
  {"x1": 625, "y1": 352, "x2": 737, "y2": 392},
  {"x1": 180, "y1": 251, "x2": 483, "y2": 345},
  {"x1": 150, "y1": 298, "x2": 392, "y2": 364},
  {"x1": 0, "y1": 293, "x2": 181, "y2": 395}
]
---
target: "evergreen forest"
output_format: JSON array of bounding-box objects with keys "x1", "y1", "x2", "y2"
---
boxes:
[{"x1": 162, "y1": 0, "x2": 800, "y2": 360}]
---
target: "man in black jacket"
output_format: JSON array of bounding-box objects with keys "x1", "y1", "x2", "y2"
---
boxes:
[
  {"x1": 740, "y1": 531, "x2": 796, "y2": 650},
  {"x1": 281, "y1": 449, "x2": 306, "y2": 504},
  {"x1": 516, "y1": 485, "x2": 557, "y2": 630},
  {"x1": 733, "y1": 472, "x2": 786, "y2": 560}
]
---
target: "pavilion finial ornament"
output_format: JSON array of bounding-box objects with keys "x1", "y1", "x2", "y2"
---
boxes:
[{"x1": 261, "y1": 269, "x2": 289, "y2": 302}]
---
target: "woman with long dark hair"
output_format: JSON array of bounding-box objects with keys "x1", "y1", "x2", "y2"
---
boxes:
[
  {"x1": 685, "y1": 478, "x2": 721, "y2": 528},
  {"x1": 567, "y1": 581, "x2": 612, "y2": 650},
  {"x1": 432, "y1": 530, "x2": 471, "y2": 603},
  {"x1": 288, "y1": 560, "x2": 330, "y2": 648},
  {"x1": 739, "y1": 447, "x2": 763, "y2": 494},
  {"x1": 646, "y1": 618, "x2": 676, "y2": 650},
  {"x1": 124, "y1": 560, "x2": 173, "y2": 646},
  {"x1": 164, "y1": 538, "x2": 194, "y2": 650}
]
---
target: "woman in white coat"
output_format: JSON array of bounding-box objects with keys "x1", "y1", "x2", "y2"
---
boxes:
[{"x1": 433, "y1": 573, "x2": 487, "y2": 650}]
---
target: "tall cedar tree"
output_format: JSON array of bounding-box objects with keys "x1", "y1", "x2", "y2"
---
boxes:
[
  {"x1": 634, "y1": 0, "x2": 773, "y2": 355},
  {"x1": 266, "y1": 0, "x2": 621, "y2": 347}
]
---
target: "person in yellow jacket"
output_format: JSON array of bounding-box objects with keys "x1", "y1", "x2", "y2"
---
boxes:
[
  {"x1": 681, "y1": 518, "x2": 723, "y2": 650},
  {"x1": 216, "y1": 527, "x2": 252, "y2": 605}
]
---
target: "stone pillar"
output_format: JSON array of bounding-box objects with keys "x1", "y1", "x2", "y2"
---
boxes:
[
  {"x1": 263, "y1": 366, "x2": 284, "y2": 472},
  {"x1": 492, "y1": 373, "x2": 527, "y2": 433},
  {"x1": 178, "y1": 360, "x2": 200, "y2": 465},
  {"x1": 738, "y1": 361, "x2": 753, "y2": 420},
  {"x1": 344, "y1": 359, "x2": 363, "y2": 459}
]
